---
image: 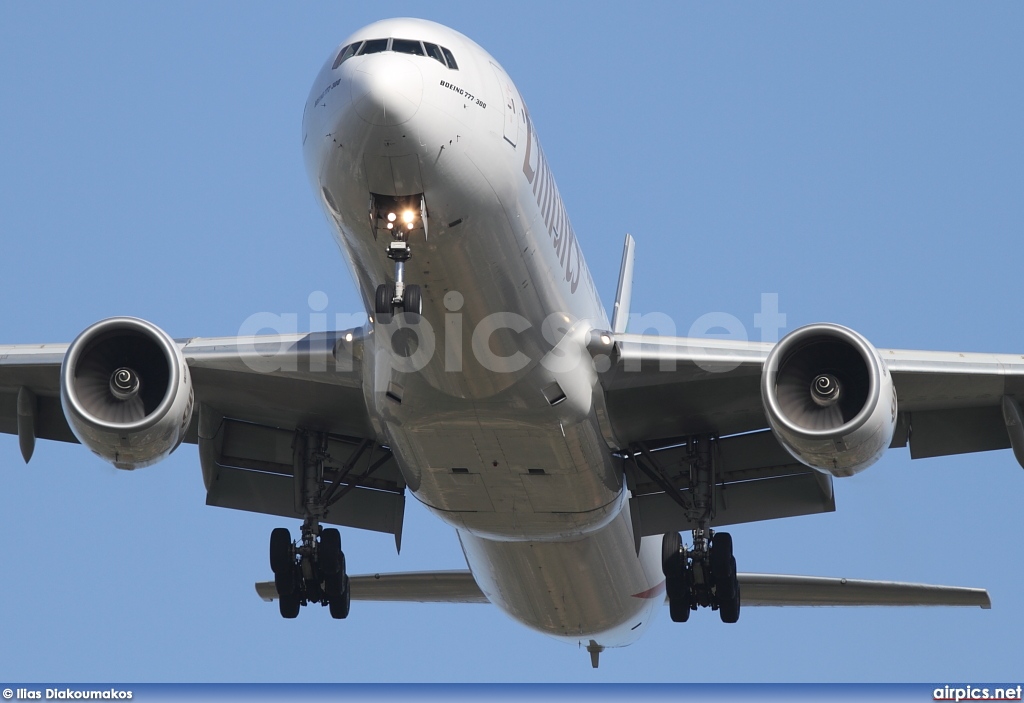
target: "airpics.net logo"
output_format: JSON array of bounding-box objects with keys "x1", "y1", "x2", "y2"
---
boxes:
[
  {"x1": 934, "y1": 685, "x2": 1023, "y2": 701},
  {"x1": 232, "y1": 291, "x2": 788, "y2": 376}
]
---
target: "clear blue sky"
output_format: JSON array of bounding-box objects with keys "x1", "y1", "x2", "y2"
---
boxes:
[{"x1": 1, "y1": 1, "x2": 1022, "y2": 682}]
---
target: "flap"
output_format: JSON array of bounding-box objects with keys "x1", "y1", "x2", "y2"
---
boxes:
[
  {"x1": 628, "y1": 430, "x2": 835, "y2": 537},
  {"x1": 201, "y1": 412, "x2": 405, "y2": 539}
]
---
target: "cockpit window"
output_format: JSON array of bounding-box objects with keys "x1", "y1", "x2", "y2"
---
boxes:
[
  {"x1": 332, "y1": 42, "x2": 361, "y2": 69},
  {"x1": 392, "y1": 39, "x2": 425, "y2": 56},
  {"x1": 441, "y1": 47, "x2": 459, "y2": 70},
  {"x1": 340, "y1": 37, "x2": 459, "y2": 70},
  {"x1": 358, "y1": 38, "x2": 389, "y2": 55},
  {"x1": 423, "y1": 42, "x2": 446, "y2": 66}
]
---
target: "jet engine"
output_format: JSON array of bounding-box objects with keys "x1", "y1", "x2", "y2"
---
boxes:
[
  {"x1": 760, "y1": 323, "x2": 896, "y2": 477},
  {"x1": 60, "y1": 317, "x2": 194, "y2": 470}
]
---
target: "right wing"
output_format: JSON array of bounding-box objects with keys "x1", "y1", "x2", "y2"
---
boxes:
[
  {"x1": 257, "y1": 571, "x2": 490, "y2": 604},
  {"x1": 0, "y1": 325, "x2": 407, "y2": 547},
  {"x1": 183, "y1": 329, "x2": 406, "y2": 546}
]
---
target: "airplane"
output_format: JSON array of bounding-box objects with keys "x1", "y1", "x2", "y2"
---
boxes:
[{"x1": 0, "y1": 17, "x2": 1015, "y2": 668}]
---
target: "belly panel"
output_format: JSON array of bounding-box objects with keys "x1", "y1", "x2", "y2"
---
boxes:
[{"x1": 459, "y1": 505, "x2": 664, "y2": 647}]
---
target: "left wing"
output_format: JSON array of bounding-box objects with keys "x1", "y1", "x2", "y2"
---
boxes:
[{"x1": 590, "y1": 331, "x2": 1024, "y2": 537}]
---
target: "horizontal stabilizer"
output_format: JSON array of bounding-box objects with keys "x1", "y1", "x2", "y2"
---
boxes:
[
  {"x1": 736, "y1": 573, "x2": 991, "y2": 608},
  {"x1": 256, "y1": 570, "x2": 489, "y2": 604},
  {"x1": 257, "y1": 570, "x2": 989, "y2": 608}
]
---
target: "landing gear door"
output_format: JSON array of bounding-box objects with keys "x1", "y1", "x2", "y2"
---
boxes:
[
  {"x1": 420, "y1": 194, "x2": 429, "y2": 240},
  {"x1": 491, "y1": 63, "x2": 518, "y2": 148}
]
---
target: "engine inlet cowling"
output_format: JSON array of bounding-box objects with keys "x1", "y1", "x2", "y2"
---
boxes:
[
  {"x1": 761, "y1": 323, "x2": 896, "y2": 477},
  {"x1": 60, "y1": 317, "x2": 194, "y2": 470}
]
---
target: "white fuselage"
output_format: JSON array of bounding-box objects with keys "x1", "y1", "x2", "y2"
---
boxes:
[{"x1": 302, "y1": 18, "x2": 664, "y2": 648}]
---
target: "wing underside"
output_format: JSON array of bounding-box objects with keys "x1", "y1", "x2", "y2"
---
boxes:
[
  {"x1": 590, "y1": 332, "x2": 1024, "y2": 542},
  {"x1": 0, "y1": 328, "x2": 408, "y2": 546}
]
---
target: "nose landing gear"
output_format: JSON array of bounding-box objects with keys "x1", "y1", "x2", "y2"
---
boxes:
[
  {"x1": 372, "y1": 194, "x2": 426, "y2": 321},
  {"x1": 374, "y1": 240, "x2": 421, "y2": 320}
]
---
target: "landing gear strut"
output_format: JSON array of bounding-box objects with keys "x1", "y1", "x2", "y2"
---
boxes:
[
  {"x1": 269, "y1": 430, "x2": 351, "y2": 619},
  {"x1": 374, "y1": 197, "x2": 425, "y2": 321},
  {"x1": 630, "y1": 434, "x2": 742, "y2": 623}
]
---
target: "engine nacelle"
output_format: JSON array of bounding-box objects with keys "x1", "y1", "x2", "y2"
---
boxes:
[
  {"x1": 761, "y1": 323, "x2": 896, "y2": 477},
  {"x1": 60, "y1": 317, "x2": 194, "y2": 470}
]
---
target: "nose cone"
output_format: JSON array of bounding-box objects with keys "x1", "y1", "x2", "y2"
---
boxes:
[{"x1": 350, "y1": 55, "x2": 423, "y2": 126}]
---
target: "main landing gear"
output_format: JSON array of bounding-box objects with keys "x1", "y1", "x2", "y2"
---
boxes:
[
  {"x1": 269, "y1": 430, "x2": 351, "y2": 619},
  {"x1": 662, "y1": 529, "x2": 740, "y2": 623},
  {"x1": 270, "y1": 522, "x2": 350, "y2": 619},
  {"x1": 629, "y1": 435, "x2": 741, "y2": 623}
]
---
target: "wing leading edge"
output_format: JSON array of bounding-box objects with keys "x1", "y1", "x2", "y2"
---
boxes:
[
  {"x1": 597, "y1": 331, "x2": 1024, "y2": 464},
  {"x1": 0, "y1": 326, "x2": 407, "y2": 545}
]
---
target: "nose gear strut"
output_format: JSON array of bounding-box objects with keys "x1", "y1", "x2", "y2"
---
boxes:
[{"x1": 372, "y1": 194, "x2": 426, "y2": 321}]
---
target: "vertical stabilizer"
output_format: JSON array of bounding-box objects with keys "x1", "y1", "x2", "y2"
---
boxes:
[{"x1": 611, "y1": 234, "x2": 635, "y2": 334}]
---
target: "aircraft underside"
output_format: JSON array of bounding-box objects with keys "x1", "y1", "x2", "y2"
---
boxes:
[{"x1": 0, "y1": 16, "x2": 1008, "y2": 669}]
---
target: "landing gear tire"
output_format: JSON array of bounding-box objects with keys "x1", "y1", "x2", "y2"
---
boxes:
[
  {"x1": 403, "y1": 284, "x2": 422, "y2": 318},
  {"x1": 328, "y1": 575, "x2": 351, "y2": 620},
  {"x1": 274, "y1": 567, "x2": 296, "y2": 602},
  {"x1": 375, "y1": 283, "x2": 395, "y2": 320},
  {"x1": 663, "y1": 532, "x2": 692, "y2": 622},
  {"x1": 270, "y1": 527, "x2": 297, "y2": 605},
  {"x1": 710, "y1": 532, "x2": 740, "y2": 622},
  {"x1": 719, "y1": 590, "x2": 740, "y2": 624},
  {"x1": 668, "y1": 579, "x2": 692, "y2": 623},
  {"x1": 319, "y1": 527, "x2": 350, "y2": 620},
  {"x1": 710, "y1": 532, "x2": 733, "y2": 564},
  {"x1": 320, "y1": 529, "x2": 343, "y2": 572},
  {"x1": 269, "y1": 527, "x2": 292, "y2": 574},
  {"x1": 661, "y1": 531, "x2": 685, "y2": 578},
  {"x1": 710, "y1": 532, "x2": 736, "y2": 597},
  {"x1": 279, "y1": 591, "x2": 300, "y2": 619}
]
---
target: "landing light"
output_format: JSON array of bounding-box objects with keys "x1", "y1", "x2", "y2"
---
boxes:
[
  {"x1": 387, "y1": 212, "x2": 397, "y2": 222},
  {"x1": 406, "y1": 222, "x2": 414, "y2": 230},
  {"x1": 600, "y1": 334, "x2": 612, "y2": 345},
  {"x1": 402, "y1": 210, "x2": 415, "y2": 224},
  {"x1": 387, "y1": 223, "x2": 394, "y2": 230}
]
